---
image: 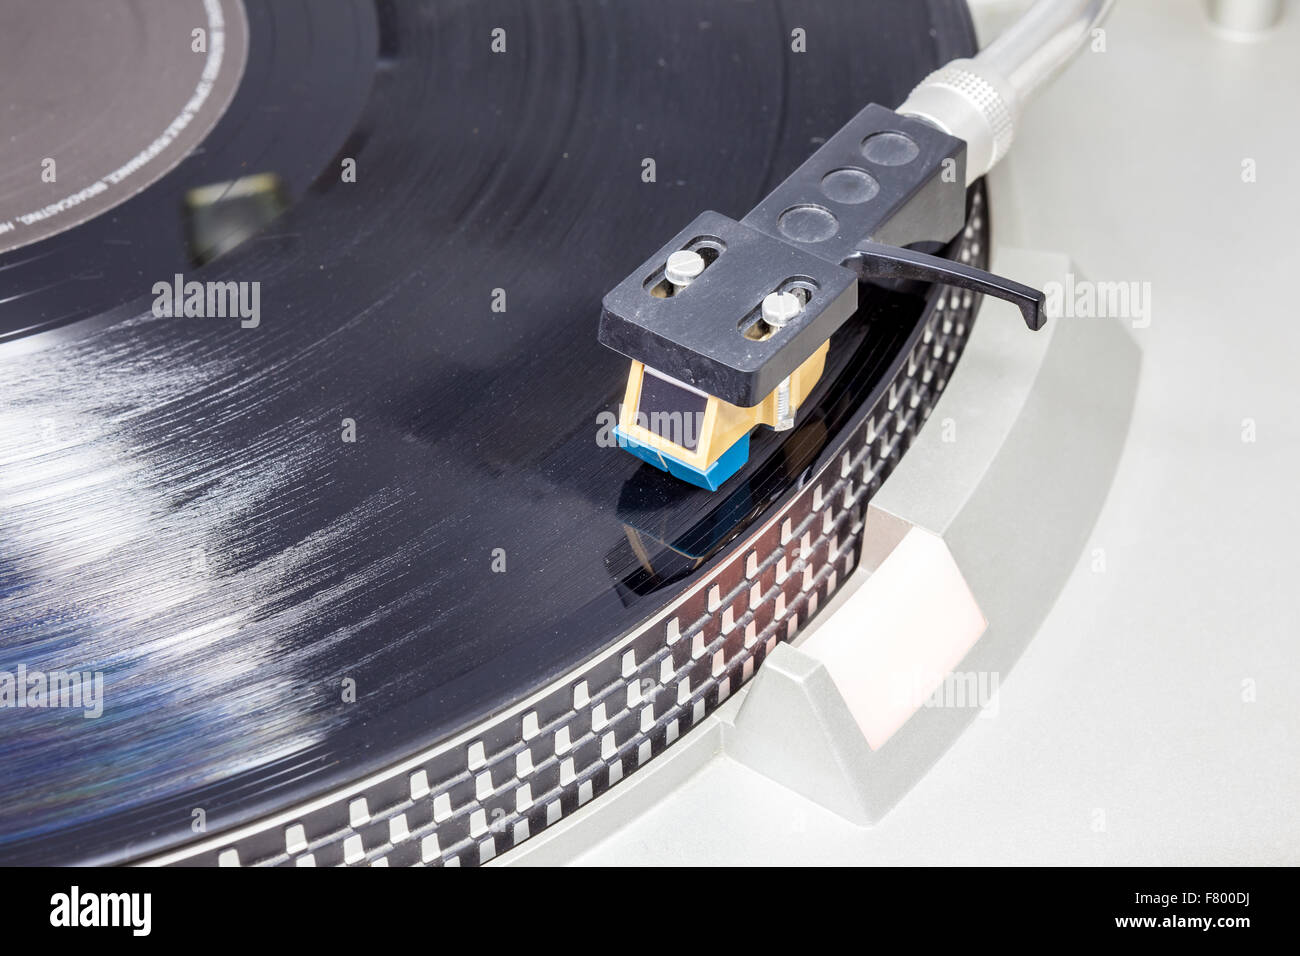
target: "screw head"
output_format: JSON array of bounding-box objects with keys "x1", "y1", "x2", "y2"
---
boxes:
[
  {"x1": 761, "y1": 291, "x2": 803, "y2": 328},
  {"x1": 665, "y1": 249, "x2": 706, "y2": 287}
]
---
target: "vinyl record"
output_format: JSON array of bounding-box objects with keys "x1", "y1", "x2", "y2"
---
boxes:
[{"x1": 0, "y1": 0, "x2": 981, "y2": 865}]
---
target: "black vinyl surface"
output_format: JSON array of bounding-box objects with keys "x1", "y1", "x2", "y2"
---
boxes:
[{"x1": 0, "y1": 0, "x2": 976, "y2": 864}]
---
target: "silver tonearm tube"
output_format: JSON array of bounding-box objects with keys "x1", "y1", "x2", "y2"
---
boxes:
[{"x1": 899, "y1": 0, "x2": 1116, "y2": 186}]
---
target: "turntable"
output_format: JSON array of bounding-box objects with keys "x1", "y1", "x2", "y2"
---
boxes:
[{"x1": 4, "y1": 0, "x2": 1289, "y2": 873}]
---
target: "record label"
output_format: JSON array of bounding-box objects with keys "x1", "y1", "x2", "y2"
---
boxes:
[{"x1": 0, "y1": 0, "x2": 247, "y2": 254}]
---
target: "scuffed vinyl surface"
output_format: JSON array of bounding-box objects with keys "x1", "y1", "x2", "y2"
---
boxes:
[{"x1": 0, "y1": 0, "x2": 978, "y2": 864}]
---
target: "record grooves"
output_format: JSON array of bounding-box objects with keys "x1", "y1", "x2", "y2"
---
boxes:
[{"x1": 0, "y1": 0, "x2": 982, "y2": 865}]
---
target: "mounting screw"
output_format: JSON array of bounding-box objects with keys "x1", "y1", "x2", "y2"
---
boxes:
[
  {"x1": 761, "y1": 290, "x2": 803, "y2": 329},
  {"x1": 665, "y1": 249, "x2": 706, "y2": 288},
  {"x1": 773, "y1": 377, "x2": 796, "y2": 431}
]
